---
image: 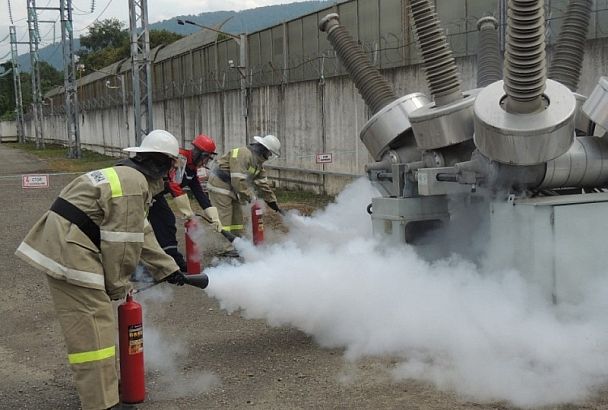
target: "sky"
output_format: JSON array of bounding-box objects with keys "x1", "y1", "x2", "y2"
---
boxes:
[{"x1": 0, "y1": 0, "x2": 316, "y2": 66}]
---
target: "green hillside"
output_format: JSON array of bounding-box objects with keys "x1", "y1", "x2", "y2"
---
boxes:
[{"x1": 18, "y1": 1, "x2": 332, "y2": 72}]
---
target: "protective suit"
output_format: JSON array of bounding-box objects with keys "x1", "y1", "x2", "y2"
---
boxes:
[
  {"x1": 148, "y1": 134, "x2": 220, "y2": 272},
  {"x1": 15, "y1": 130, "x2": 181, "y2": 410},
  {"x1": 207, "y1": 144, "x2": 277, "y2": 237}
]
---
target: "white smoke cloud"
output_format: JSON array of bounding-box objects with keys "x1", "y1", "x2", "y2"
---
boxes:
[
  {"x1": 204, "y1": 178, "x2": 608, "y2": 408},
  {"x1": 137, "y1": 287, "x2": 221, "y2": 400}
]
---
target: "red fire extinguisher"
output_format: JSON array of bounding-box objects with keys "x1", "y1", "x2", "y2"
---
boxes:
[
  {"x1": 185, "y1": 218, "x2": 201, "y2": 274},
  {"x1": 251, "y1": 201, "x2": 264, "y2": 245},
  {"x1": 118, "y1": 293, "x2": 145, "y2": 404}
]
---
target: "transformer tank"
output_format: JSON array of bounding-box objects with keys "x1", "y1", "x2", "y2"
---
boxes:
[{"x1": 319, "y1": 0, "x2": 608, "y2": 303}]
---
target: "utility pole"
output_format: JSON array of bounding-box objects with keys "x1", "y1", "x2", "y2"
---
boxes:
[
  {"x1": 239, "y1": 33, "x2": 248, "y2": 139},
  {"x1": 129, "y1": 0, "x2": 153, "y2": 145},
  {"x1": 9, "y1": 26, "x2": 25, "y2": 143},
  {"x1": 60, "y1": 0, "x2": 81, "y2": 158},
  {"x1": 26, "y1": 0, "x2": 44, "y2": 149}
]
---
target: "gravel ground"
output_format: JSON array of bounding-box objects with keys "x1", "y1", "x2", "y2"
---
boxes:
[{"x1": 1, "y1": 143, "x2": 607, "y2": 410}]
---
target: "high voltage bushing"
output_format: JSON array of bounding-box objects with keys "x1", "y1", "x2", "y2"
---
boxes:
[
  {"x1": 408, "y1": 0, "x2": 461, "y2": 106},
  {"x1": 474, "y1": 0, "x2": 575, "y2": 166},
  {"x1": 503, "y1": 0, "x2": 546, "y2": 114},
  {"x1": 476, "y1": 16, "x2": 502, "y2": 88},
  {"x1": 319, "y1": 13, "x2": 424, "y2": 162},
  {"x1": 406, "y1": 0, "x2": 476, "y2": 150},
  {"x1": 548, "y1": 0, "x2": 592, "y2": 93},
  {"x1": 318, "y1": 13, "x2": 395, "y2": 114},
  {"x1": 548, "y1": 0, "x2": 593, "y2": 133}
]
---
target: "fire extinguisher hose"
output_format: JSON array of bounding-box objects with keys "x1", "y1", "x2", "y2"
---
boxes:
[
  {"x1": 195, "y1": 212, "x2": 237, "y2": 243},
  {"x1": 133, "y1": 272, "x2": 209, "y2": 293}
]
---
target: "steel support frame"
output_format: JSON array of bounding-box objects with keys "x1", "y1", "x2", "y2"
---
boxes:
[
  {"x1": 129, "y1": 0, "x2": 153, "y2": 145},
  {"x1": 9, "y1": 26, "x2": 25, "y2": 143},
  {"x1": 26, "y1": 0, "x2": 44, "y2": 149},
  {"x1": 60, "y1": 0, "x2": 81, "y2": 158}
]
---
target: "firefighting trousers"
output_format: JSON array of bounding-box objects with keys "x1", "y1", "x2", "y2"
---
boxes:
[
  {"x1": 208, "y1": 189, "x2": 243, "y2": 252},
  {"x1": 148, "y1": 194, "x2": 187, "y2": 272},
  {"x1": 47, "y1": 276, "x2": 119, "y2": 410}
]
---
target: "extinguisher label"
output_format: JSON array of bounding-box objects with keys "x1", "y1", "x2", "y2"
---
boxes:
[{"x1": 128, "y1": 324, "x2": 143, "y2": 355}]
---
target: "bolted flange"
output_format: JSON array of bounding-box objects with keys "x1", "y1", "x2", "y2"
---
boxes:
[
  {"x1": 582, "y1": 77, "x2": 608, "y2": 131},
  {"x1": 359, "y1": 93, "x2": 430, "y2": 161},
  {"x1": 474, "y1": 79, "x2": 576, "y2": 165},
  {"x1": 408, "y1": 89, "x2": 480, "y2": 150}
]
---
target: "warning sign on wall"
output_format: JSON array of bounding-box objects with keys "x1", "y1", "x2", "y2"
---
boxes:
[
  {"x1": 315, "y1": 153, "x2": 333, "y2": 164},
  {"x1": 22, "y1": 174, "x2": 49, "y2": 189}
]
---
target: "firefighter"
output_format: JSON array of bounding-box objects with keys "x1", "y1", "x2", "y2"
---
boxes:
[
  {"x1": 207, "y1": 134, "x2": 284, "y2": 256},
  {"x1": 148, "y1": 134, "x2": 222, "y2": 271},
  {"x1": 15, "y1": 130, "x2": 190, "y2": 410}
]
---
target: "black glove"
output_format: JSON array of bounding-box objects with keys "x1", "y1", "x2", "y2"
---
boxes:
[
  {"x1": 266, "y1": 201, "x2": 284, "y2": 215},
  {"x1": 165, "y1": 271, "x2": 186, "y2": 286}
]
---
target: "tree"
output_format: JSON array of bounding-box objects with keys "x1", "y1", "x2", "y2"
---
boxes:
[
  {"x1": 0, "y1": 61, "x2": 61, "y2": 120},
  {"x1": 80, "y1": 18, "x2": 128, "y2": 52},
  {"x1": 77, "y1": 19, "x2": 184, "y2": 75},
  {"x1": 0, "y1": 62, "x2": 14, "y2": 120},
  {"x1": 150, "y1": 29, "x2": 184, "y2": 49},
  {"x1": 38, "y1": 61, "x2": 63, "y2": 94}
]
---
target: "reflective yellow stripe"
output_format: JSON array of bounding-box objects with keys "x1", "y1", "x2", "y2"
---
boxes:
[
  {"x1": 247, "y1": 166, "x2": 256, "y2": 175},
  {"x1": 224, "y1": 224, "x2": 244, "y2": 231},
  {"x1": 68, "y1": 345, "x2": 115, "y2": 364},
  {"x1": 102, "y1": 168, "x2": 123, "y2": 198},
  {"x1": 231, "y1": 148, "x2": 239, "y2": 158}
]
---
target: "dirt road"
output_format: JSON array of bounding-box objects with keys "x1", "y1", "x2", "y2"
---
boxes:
[{"x1": 1, "y1": 143, "x2": 606, "y2": 410}]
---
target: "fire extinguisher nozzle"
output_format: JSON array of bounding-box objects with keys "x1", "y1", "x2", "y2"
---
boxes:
[{"x1": 183, "y1": 272, "x2": 209, "y2": 290}]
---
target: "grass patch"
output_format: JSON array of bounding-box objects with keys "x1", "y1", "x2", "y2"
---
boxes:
[
  {"x1": 6, "y1": 142, "x2": 117, "y2": 173},
  {"x1": 276, "y1": 189, "x2": 334, "y2": 210},
  {"x1": 7, "y1": 142, "x2": 334, "y2": 210}
]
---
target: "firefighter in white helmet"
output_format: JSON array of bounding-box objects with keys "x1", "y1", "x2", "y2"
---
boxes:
[
  {"x1": 15, "y1": 130, "x2": 190, "y2": 410},
  {"x1": 207, "y1": 134, "x2": 284, "y2": 256}
]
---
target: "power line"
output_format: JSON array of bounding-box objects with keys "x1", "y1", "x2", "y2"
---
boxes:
[
  {"x1": 72, "y1": 0, "x2": 93, "y2": 15},
  {"x1": 76, "y1": 0, "x2": 114, "y2": 32}
]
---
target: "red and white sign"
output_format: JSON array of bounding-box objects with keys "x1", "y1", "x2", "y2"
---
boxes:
[
  {"x1": 22, "y1": 174, "x2": 49, "y2": 189},
  {"x1": 315, "y1": 153, "x2": 333, "y2": 164}
]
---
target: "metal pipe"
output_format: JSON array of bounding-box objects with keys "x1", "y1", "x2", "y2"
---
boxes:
[{"x1": 541, "y1": 137, "x2": 608, "y2": 188}]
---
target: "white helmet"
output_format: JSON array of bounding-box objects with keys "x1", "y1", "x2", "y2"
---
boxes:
[
  {"x1": 124, "y1": 130, "x2": 180, "y2": 158},
  {"x1": 253, "y1": 134, "x2": 281, "y2": 157}
]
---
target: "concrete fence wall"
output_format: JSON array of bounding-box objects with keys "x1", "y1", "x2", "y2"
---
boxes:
[
  {"x1": 5, "y1": 39, "x2": 608, "y2": 195},
  {"x1": 0, "y1": 122, "x2": 17, "y2": 142}
]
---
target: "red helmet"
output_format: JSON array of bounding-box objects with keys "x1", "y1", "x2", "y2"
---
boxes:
[{"x1": 192, "y1": 134, "x2": 217, "y2": 154}]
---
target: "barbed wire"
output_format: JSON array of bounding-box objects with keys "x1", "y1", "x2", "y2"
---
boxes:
[{"x1": 31, "y1": 4, "x2": 608, "y2": 106}]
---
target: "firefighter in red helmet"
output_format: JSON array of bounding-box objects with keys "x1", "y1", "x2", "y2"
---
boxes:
[{"x1": 147, "y1": 134, "x2": 222, "y2": 271}]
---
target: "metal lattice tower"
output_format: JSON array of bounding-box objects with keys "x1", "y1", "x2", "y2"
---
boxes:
[
  {"x1": 129, "y1": 0, "x2": 153, "y2": 145},
  {"x1": 60, "y1": 0, "x2": 81, "y2": 158},
  {"x1": 27, "y1": 0, "x2": 44, "y2": 149},
  {"x1": 9, "y1": 26, "x2": 25, "y2": 143}
]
